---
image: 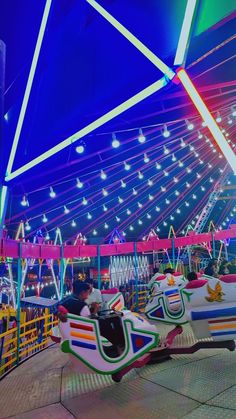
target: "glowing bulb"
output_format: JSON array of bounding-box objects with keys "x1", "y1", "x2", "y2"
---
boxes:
[
  {"x1": 138, "y1": 202, "x2": 143, "y2": 208},
  {"x1": 49, "y1": 187, "x2": 56, "y2": 198},
  {"x1": 156, "y1": 227, "x2": 160, "y2": 232},
  {"x1": 201, "y1": 186, "x2": 205, "y2": 191},
  {"x1": 121, "y1": 180, "x2": 126, "y2": 188},
  {"x1": 173, "y1": 177, "x2": 178, "y2": 183},
  {"x1": 25, "y1": 221, "x2": 31, "y2": 231},
  {"x1": 138, "y1": 128, "x2": 146, "y2": 143},
  {"x1": 71, "y1": 220, "x2": 76, "y2": 227},
  {"x1": 100, "y1": 170, "x2": 107, "y2": 180},
  {"x1": 163, "y1": 221, "x2": 167, "y2": 226},
  {"x1": 179, "y1": 161, "x2": 184, "y2": 167},
  {"x1": 186, "y1": 167, "x2": 192, "y2": 173},
  {"x1": 118, "y1": 196, "x2": 123, "y2": 203},
  {"x1": 64, "y1": 206, "x2": 69, "y2": 214},
  {"x1": 209, "y1": 177, "x2": 214, "y2": 183},
  {"x1": 175, "y1": 190, "x2": 180, "y2": 196},
  {"x1": 199, "y1": 159, "x2": 203, "y2": 164},
  {"x1": 161, "y1": 186, "x2": 166, "y2": 192},
  {"x1": 116, "y1": 216, "x2": 120, "y2": 222},
  {"x1": 103, "y1": 204, "x2": 108, "y2": 211},
  {"x1": 147, "y1": 213, "x2": 151, "y2": 219},
  {"x1": 176, "y1": 208, "x2": 181, "y2": 214},
  {"x1": 228, "y1": 117, "x2": 233, "y2": 124},
  {"x1": 185, "y1": 202, "x2": 189, "y2": 207},
  {"x1": 76, "y1": 178, "x2": 83, "y2": 188},
  {"x1": 111, "y1": 133, "x2": 120, "y2": 148},
  {"x1": 189, "y1": 145, "x2": 194, "y2": 151},
  {"x1": 162, "y1": 124, "x2": 170, "y2": 138},
  {"x1": 138, "y1": 171, "x2": 144, "y2": 179},
  {"x1": 202, "y1": 121, "x2": 207, "y2": 127},
  {"x1": 172, "y1": 154, "x2": 177, "y2": 162},
  {"x1": 133, "y1": 188, "x2": 138, "y2": 195},
  {"x1": 198, "y1": 131, "x2": 203, "y2": 139},
  {"x1": 192, "y1": 194, "x2": 197, "y2": 199},
  {"x1": 104, "y1": 223, "x2": 109, "y2": 229},
  {"x1": 180, "y1": 138, "x2": 186, "y2": 147},
  {"x1": 87, "y1": 212, "x2": 92, "y2": 219},
  {"x1": 170, "y1": 215, "x2": 174, "y2": 220},
  {"x1": 102, "y1": 188, "x2": 108, "y2": 196},
  {"x1": 216, "y1": 113, "x2": 222, "y2": 123},
  {"x1": 155, "y1": 206, "x2": 160, "y2": 212},
  {"x1": 149, "y1": 194, "x2": 154, "y2": 201},
  {"x1": 138, "y1": 219, "x2": 143, "y2": 225},
  {"x1": 156, "y1": 162, "x2": 161, "y2": 169},
  {"x1": 42, "y1": 214, "x2": 48, "y2": 223},
  {"x1": 148, "y1": 179, "x2": 153, "y2": 186},
  {"x1": 45, "y1": 233, "x2": 50, "y2": 240},
  {"x1": 186, "y1": 182, "x2": 190, "y2": 188},
  {"x1": 124, "y1": 161, "x2": 131, "y2": 170},
  {"x1": 163, "y1": 170, "x2": 169, "y2": 177},
  {"x1": 163, "y1": 145, "x2": 170, "y2": 154},
  {"x1": 127, "y1": 209, "x2": 131, "y2": 215},
  {"x1": 82, "y1": 197, "x2": 88, "y2": 205},
  {"x1": 186, "y1": 120, "x2": 194, "y2": 130},
  {"x1": 129, "y1": 225, "x2": 134, "y2": 231},
  {"x1": 165, "y1": 198, "x2": 170, "y2": 204},
  {"x1": 196, "y1": 173, "x2": 201, "y2": 179},
  {"x1": 144, "y1": 153, "x2": 150, "y2": 163},
  {"x1": 93, "y1": 229, "x2": 97, "y2": 235},
  {"x1": 76, "y1": 144, "x2": 85, "y2": 154},
  {"x1": 21, "y1": 195, "x2": 28, "y2": 206}
]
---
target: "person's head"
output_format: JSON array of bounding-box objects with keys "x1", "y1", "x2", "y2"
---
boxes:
[
  {"x1": 187, "y1": 271, "x2": 198, "y2": 282},
  {"x1": 164, "y1": 268, "x2": 174, "y2": 274},
  {"x1": 72, "y1": 281, "x2": 91, "y2": 300}
]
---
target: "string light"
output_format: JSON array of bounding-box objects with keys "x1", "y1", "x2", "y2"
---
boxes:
[
  {"x1": 82, "y1": 197, "x2": 88, "y2": 205},
  {"x1": 124, "y1": 161, "x2": 131, "y2": 170},
  {"x1": 49, "y1": 187, "x2": 56, "y2": 198},
  {"x1": 87, "y1": 212, "x2": 92, "y2": 219},
  {"x1": 138, "y1": 128, "x2": 146, "y2": 143},
  {"x1": 172, "y1": 154, "x2": 177, "y2": 162},
  {"x1": 155, "y1": 206, "x2": 160, "y2": 212},
  {"x1": 163, "y1": 145, "x2": 170, "y2": 154},
  {"x1": 102, "y1": 188, "x2": 108, "y2": 196},
  {"x1": 132, "y1": 188, "x2": 138, "y2": 195},
  {"x1": 138, "y1": 219, "x2": 143, "y2": 225},
  {"x1": 216, "y1": 112, "x2": 222, "y2": 123},
  {"x1": 103, "y1": 204, "x2": 108, "y2": 211},
  {"x1": 147, "y1": 213, "x2": 151, "y2": 219},
  {"x1": 100, "y1": 170, "x2": 107, "y2": 180},
  {"x1": 138, "y1": 202, "x2": 143, "y2": 208},
  {"x1": 64, "y1": 205, "x2": 70, "y2": 214},
  {"x1": 148, "y1": 179, "x2": 153, "y2": 186},
  {"x1": 144, "y1": 153, "x2": 150, "y2": 163},
  {"x1": 186, "y1": 119, "x2": 194, "y2": 130},
  {"x1": 162, "y1": 124, "x2": 170, "y2": 138},
  {"x1": 21, "y1": 195, "x2": 29, "y2": 206},
  {"x1": 156, "y1": 162, "x2": 161, "y2": 170},
  {"x1": 111, "y1": 133, "x2": 120, "y2": 148},
  {"x1": 127, "y1": 209, "x2": 131, "y2": 215},
  {"x1": 121, "y1": 180, "x2": 126, "y2": 188},
  {"x1": 138, "y1": 171, "x2": 144, "y2": 179},
  {"x1": 42, "y1": 214, "x2": 48, "y2": 223},
  {"x1": 25, "y1": 221, "x2": 31, "y2": 231},
  {"x1": 198, "y1": 131, "x2": 203, "y2": 139},
  {"x1": 149, "y1": 194, "x2": 154, "y2": 201},
  {"x1": 118, "y1": 196, "x2": 123, "y2": 203},
  {"x1": 71, "y1": 220, "x2": 76, "y2": 227},
  {"x1": 76, "y1": 178, "x2": 83, "y2": 188}
]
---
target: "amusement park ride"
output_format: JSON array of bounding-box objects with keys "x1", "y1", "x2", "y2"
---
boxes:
[{"x1": 52, "y1": 271, "x2": 236, "y2": 383}]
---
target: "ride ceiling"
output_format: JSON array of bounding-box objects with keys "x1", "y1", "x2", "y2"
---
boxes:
[{"x1": 1, "y1": 0, "x2": 236, "y2": 242}]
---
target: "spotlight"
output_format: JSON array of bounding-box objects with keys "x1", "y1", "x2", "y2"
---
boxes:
[
  {"x1": 112, "y1": 133, "x2": 120, "y2": 148},
  {"x1": 49, "y1": 187, "x2": 56, "y2": 198},
  {"x1": 138, "y1": 128, "x2": 146, "y2": 143}
]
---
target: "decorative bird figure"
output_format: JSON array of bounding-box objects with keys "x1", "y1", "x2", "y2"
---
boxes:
[{"x1": 205, "y1": 281, "x2": 224, "y2": 303}]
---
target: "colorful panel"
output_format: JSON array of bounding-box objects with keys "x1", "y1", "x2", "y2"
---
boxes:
[
  {"x1": 71, "y1": 340, "x2": 97, "y2": 350},
  {"x1": 191, "y1": 307, "x2": 236, "y2": 321},
  {"x1": 70, "y1": 322, "x2": 97, "y2": 350},
  {"x1": 151, "y1": 306, "x2": 164, "y2": 319},
  {"x1": 208, "y1": 317, "x2": 236, "y2": 338},
  {"x1": 131, "y1": 333, "x2": 153, "y2": 353}
]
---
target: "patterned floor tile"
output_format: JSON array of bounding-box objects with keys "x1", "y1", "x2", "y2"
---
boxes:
[
  {"x1": 207, "y1": 385, "x2": 236, "y2": 410},
  {"x1": 8, "y1": 403, "x2": 74, "y2": 419},
  {"x1": 62, "y1": 377, "x2": 200, "y2": 419},
  {"x1": 183, "y1": 405, "x2": 236, "y2": 418}
]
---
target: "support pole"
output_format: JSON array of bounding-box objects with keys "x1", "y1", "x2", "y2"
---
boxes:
[
  {"x1": 133, "y1": 242, "x2": 139, "y2": 311},
  {"x1": 212, "y1": 232, "x2": 216, "y2": 258},
  {"x1": 97, "y1": 245, "x2": 101, "y2": 289},
  {"x1": 16, "y1": 242, "x2": 22, "y2": 365},
  {"x1": 172, "y1": 237, "x2": 175, "y2": 269},
  {"x1": 59, "y1": 245, "x2": 65, "y2": 300}
]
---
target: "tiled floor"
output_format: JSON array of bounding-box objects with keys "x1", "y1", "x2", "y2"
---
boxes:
[{"x1": 0, "y1": 326, "x2": 236, "y2": 418}]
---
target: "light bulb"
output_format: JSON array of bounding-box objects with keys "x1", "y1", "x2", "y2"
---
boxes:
[
  {"x1": 156, "y1": 162, "x2": 161, "y2": 170},
  {"x1": 138, "y1": 128, "x2": 146, "y2": 143},
  {"x1": 49, "y1": 187, "x2": 56, "y2": 198},
  {"x1": 185, "y1": 202, "x2": 189, "y2": 207},
  {"x1": 42, "y1": 214, "x2": 48, "y2": 223},
  {"x1": 93, "y1": 229, "x2": 97, "y2": 235},
  {"x1": 173, "y1": 177, "x2": 178, "y2": 183},
  {"x1": 149, "y1": 194, "x2": 154, "y2": 201},
  {"x1": 201, "y1": 186, "x2": 205, "y2": 191},
  {"x1": 25, "y1": 221, "x2": 31, "y2": 231},
  {"x1": 82, "y1": 197, "x2": 88, "y2": 205},
  {"x1": 21, "y1": 195, "x2": 28, "y2": 206},
  {"x1": 162, "y1": 124, "x2": 170, "y2": 138},
  {"x1": 64, "y1": 206, "x2": 69, "y2": 214},
  {"x1": 104, "y1": 223, "x2": 109, "y2": 229},
  {"x1": 175, "y1": 190, "x2": 180, "y2": 196},
  {"x1": 112, "y1": 133, "x2": 120, "y2": 148},
  {"x1": 76, "y1": 178, "x2": 83, "y2": 188},
  {"x1": 124, "y1": 161, "x2": 131, "y2": 170},
  {"x1": 133, "y1": 188, "x2": 138, "y2": 195},
  {"x1": 103, "y1": 204, "x2": 108, "y2": 211},
  {"x1": 100, "y1": 170, "x2": 107, "y2": 180},
  {"x1": 76, "y1": 144, "x2": 85, "y2": 154},
  {"x1": 165, "y1": 198, "x2": 170, "y2": 204},
  {"x1": 118, "y1": 196, "x2": 123, "y2": 203},
  {"x1": 116, "y1": 216, "x2": 120, "y2": 222},
  {"x1": 129, "y1": 225, "x2": 134, "y2": 231},
  {"x1": 186, "y1": 182, "x2": 190, "y2": 188},
  {"x1": 216, "y1": 112, "x2": 222, "y2": 123},
  {"x1": 170, "y1": 215, "x2": 174, "y2": 220},
  {"x1": 186, "y1": 120, "x2": 194, "y2": 130},
  {"x1": 45, "y1": 233, "x2": 50, "y2": 240},
  {"x1": 163, "y1": 145, "x2": 170, "y2": 154},
  {"x1": 138, "y1": 202, "x2": 143, "y2": 208},
  {"x1": 179, "y1": 161, "x2": 184, "y2": 167},
  {"x1": 176, "y1": 208, "x2": 181, "y2": 214},
  {"x1": 127, "y1": 209, "x2": 131, "y2": 215},
  {"x1": 71, "y1": 220, "x2": 76, "y2": 227},
  {"x1": 202, "y1": 121, "x2": 207, "y2": 127},
  {"x1": 102, "y1": 188, "x2": 108, "y2": 196},
  {"x1": 138, "y1": 219, "x2": 143, "y2": 225},
  {"x1": 198, "y1": 131, "x2": 203, "y2": 139},
  {"x1": 180, "y1": 138, "x2": 186, "y2": 147},
  {"x1": 144, "y1": 153, "x2": 150, "y2": 163},
  {"x1": 161, "y1": 186, "x2": 166, "y2": 192},
  {"x1": 163, "y1": 170, "x2": 169, "y2": 177},
  {"x1": 148, "y1": 179, "x2": 153, "y2": 186},
  {"x1": 121, "y1": 180, "x2": 126, "y2": 188},
  {"x1": 186, "y1": 167, "x2": 192, "y2": 173},
  {"x1": 155, "y1": 206, "x2": 160, "y2": 212},
  {"x1": 138, "y1": 171, "x2": 144, "y2": 179},
  {"x1": 172, "y1": 154, "x2": 176, "y2": 162},
  {"x1": 163, "y1": 221, "x2": 167, "y2": 226},
  {"x1": 87, "y1": 212, "x2": 92, "y2": 219},
  {"x1": 147, "y1": 213, "x2": 151, "y2": 219}
]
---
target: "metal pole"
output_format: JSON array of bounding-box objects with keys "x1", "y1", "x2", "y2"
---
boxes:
[
  {"x1": 97, "y1": 245, "x2": 101, "y2": 289},
  {"x1": 59, "y1": 245, "x2": 65, "y2": 299},
  {"x1": 133, "y1": 242, "x2": 139, "y2": 311},
  {"x1": 187, "y1": 246, "x2": 191, "y2": 271},
  {"x1": 172, "y1": 237, "x2": 175, "y2": 269},
  {"x1": 16, "y1": 242, "x2": 22, "y2": 365},
  {"x1": 212, "y1": 232, "x2": 216, "y2": 258}
]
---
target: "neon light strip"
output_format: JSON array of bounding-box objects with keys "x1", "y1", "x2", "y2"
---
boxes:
[
  {"x1": 86, "y1": 0, "x2": 175, "y2": 80},
  {"x1": 5, "y1": 0, "x2": 52, "y2": 178},
  {"x1": 5, "y1": 77, "x2": 168, "y2": 181},
  {"x1": 0, "y1": 185, "x2": 8, "y2": 224},
  {"x1": 177, "y1": 69, "x2": 236, "y2": 174},
  {"x1": 174, "y1": 0, "x2": 198, "y2": 65}
]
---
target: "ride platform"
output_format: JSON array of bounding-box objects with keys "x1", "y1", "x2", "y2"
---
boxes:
[{"x1": 0, "y1": 324, "x2": 236, "y2": 418}]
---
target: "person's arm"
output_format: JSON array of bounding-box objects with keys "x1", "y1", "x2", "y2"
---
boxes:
[{"x1": 80, "y1": 305, "x2": 91, "y2": 317}]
